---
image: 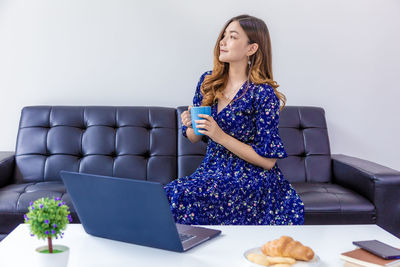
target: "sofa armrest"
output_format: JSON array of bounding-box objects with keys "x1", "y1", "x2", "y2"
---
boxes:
[
  {"x1": 332, "y1": 154, "x2": 400, "y2": 236},
  {"x1": 0, "y1": 151, "x2": 15, "y2": 188}
]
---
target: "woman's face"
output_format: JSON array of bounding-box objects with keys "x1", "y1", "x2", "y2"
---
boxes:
[{"x1": 219, "y1": 20, "x2": 256, "y2": 63}]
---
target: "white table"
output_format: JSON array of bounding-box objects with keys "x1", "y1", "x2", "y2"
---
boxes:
[{"x1": 0, "y1": 224, "x2": 399, "y2": 266}]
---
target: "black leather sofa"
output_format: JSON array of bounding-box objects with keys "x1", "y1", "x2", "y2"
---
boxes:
[{"x1": 0, "y1": 106, "x2": 399, "y2": 242}]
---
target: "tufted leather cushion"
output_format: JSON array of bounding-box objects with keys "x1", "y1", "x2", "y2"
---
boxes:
[
  {"x1": 0, "y1": 181, "x2": 80, "y2": 233},
  {"x1": 277, "y1": 107, "x2": 332, "y2": 183},
  {"x1": 14, "y1": 106, "x2": 177, "y2": 185},
  {"x1": 292, "y1": 183, "x2": 375, "y2": 224}
]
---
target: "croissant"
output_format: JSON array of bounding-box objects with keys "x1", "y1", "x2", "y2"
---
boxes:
[{"x1": 261, "y1": 236, "x2": 314, "y2": 261}]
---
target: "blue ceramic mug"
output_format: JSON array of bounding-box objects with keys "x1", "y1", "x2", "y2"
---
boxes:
[{"x1": 190, "y1": 106, "x2": 211, "y2": 135}]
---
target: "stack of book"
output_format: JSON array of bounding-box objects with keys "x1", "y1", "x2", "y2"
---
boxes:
[{"x1": 340, "y1": 248, "x2": 400, "y2": 267}]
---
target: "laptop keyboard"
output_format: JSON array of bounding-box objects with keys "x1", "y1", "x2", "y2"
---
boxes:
[{"x1": 179, "y1": 233, "x2": 195, "y2": 242}]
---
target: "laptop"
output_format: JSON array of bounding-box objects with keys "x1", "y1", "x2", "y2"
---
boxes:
[{"x1": 60, "y1": 171, "x2": 221, "y2": 252}]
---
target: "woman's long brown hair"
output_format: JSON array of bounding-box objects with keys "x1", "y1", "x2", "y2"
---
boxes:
[{"x1": 200, "y1": 14, "x2": 286, "y2": 111}]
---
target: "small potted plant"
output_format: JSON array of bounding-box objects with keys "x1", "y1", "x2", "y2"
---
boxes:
[{"x1": 24, "y1": 197, "x2": 72, "y2": 267}]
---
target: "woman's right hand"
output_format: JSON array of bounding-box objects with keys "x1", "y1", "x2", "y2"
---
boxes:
[{"x1": 181, "y1": 105, "x2": 192, "y2": 128}]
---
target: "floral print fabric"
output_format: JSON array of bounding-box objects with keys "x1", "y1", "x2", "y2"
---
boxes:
[{"x1": 164, "y1": 70, "x2": 304, "y2": 225}]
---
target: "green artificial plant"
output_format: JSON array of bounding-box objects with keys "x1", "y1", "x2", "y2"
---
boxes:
[{"x1": 24, "y1": 197, "x2": 72, "y2": 253}]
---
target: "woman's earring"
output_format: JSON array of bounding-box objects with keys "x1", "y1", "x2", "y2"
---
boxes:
[{"x1": 248, "y1": 56, "x2": 252, "y2": 70}]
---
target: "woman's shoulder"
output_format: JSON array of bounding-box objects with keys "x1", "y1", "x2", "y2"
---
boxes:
[
  {"x1": 196, "y1": 70, "x2": 213, "y2": 89},
  {"x1": 253, "y1": 83, "x2": 276, "y2": 99},
  {"x1": 194, "y1": 70, "x2": 213, "y2": 99}
]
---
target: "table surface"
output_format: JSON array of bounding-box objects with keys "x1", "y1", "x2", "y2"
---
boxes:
[{"x1": 1, "y1": 224, "x2": 400, "y2": 267}]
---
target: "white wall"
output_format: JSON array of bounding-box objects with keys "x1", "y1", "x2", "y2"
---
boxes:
[{"x1": 0, "y1": 0, "x2": 399, "y2": 171}]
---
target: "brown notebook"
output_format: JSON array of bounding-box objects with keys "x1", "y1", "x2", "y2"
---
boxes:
[{"x1": 340, "y1": 248, "x2": 400, "y2": 267}]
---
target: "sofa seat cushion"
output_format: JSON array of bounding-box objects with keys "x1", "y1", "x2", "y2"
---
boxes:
[
  {"x1": 292, "y1": 183, "x2": 376, "y2": 224},
  {"x1": 0, "y1": 181, "x2": 79, "y2": 234}
]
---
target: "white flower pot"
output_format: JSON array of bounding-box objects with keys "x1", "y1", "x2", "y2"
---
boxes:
[{"x1": 35, "y1": 245, "x2": 70, "y2": 267}]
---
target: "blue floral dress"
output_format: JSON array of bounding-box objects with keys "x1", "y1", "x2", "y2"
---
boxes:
[{"x1": 164, "y1": 70, "x2": 304, "y2": 225}]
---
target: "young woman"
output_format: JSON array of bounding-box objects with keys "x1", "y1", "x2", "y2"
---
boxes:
[{"x1": 164, "y1": 14, "x2": 305, "y2": 225}]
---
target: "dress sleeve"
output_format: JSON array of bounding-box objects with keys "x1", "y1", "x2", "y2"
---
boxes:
[
  {"x1": 182, "y1": 70, "x2": 212, "y2": 139},
  {"x1": 250, "y1": 84, "x2": 288, "y2": 159}
]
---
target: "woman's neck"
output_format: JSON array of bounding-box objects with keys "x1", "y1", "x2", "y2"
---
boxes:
[{"x1": 228, "y1": 60, "x2": 248, "y2": 86}]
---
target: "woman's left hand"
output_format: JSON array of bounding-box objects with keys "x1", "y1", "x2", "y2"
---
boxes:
[{"x1": 196, "y1": 114, "x2": 227, "y2": 144}]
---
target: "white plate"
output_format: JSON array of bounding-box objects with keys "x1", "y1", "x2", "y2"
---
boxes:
[{"x1": 243, "y1": 247, "x2": 320, "y2": 267}]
